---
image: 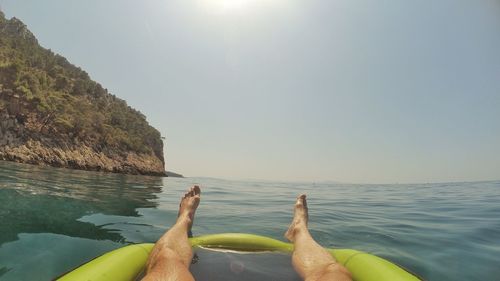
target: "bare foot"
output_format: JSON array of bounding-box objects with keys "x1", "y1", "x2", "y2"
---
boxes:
[
  {"x1": 178, "y1": 185, "x2": 201, "y2": 230},
  {"x1": 285, "y1": 194, "x2": 309, "y2": 242}
]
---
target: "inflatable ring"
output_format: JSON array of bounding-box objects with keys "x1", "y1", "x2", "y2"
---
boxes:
[{"x1": 57, "y1": 233, "x2": 422, "y2": 281}]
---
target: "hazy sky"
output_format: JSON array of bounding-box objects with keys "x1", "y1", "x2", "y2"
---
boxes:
[{"x1": 2, "y1": 0, "x2": 499, "y2": 183}]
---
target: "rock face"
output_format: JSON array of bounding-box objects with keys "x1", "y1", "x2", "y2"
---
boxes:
[
  {"x1": 0, "y1": 12, "x2": 166, "y2": 176},
  {"x1": 0, "y1": 97, "x2": 166, "y2": 176},
  {"x1": 1, "y1": 16, "x2": 37, "y2": 44}
]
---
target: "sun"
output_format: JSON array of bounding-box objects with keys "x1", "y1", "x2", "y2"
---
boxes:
[
  {"x1": 219, "y1": 0, "x2": 250, "y2": 12},
  {"x1": 201, "y1": 0, "x2": 255, "y2": 14},
  {"x1": 197, "y1": 0, "x2": 292, "y2": 17}
]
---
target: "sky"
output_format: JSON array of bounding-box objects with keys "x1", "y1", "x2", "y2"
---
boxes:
[{"x1": 1, "y1": 0, "x2": 499, "y2": 183}]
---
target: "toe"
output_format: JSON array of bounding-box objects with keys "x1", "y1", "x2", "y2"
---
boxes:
[
  {"x1": 297, "y1": 194, "x2": 307, "y2": 204},
  {"x1": 193, "y1": 185, "x2": 201, "y2": 195},
  {"x1": 295, "y1": 194, "x2": 305, "y2": 205}
]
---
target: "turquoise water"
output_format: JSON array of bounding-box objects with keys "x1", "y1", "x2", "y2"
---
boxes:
[{"x1": 0, "y1": 161, "x2": 499, "y2": 280}]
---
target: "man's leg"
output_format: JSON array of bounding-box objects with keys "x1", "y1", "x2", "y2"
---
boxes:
[
  {"x1": 142, "y1": 186, "x2": 201, "y2": 281},
  {"x1": 285, "y1": 195, "x2": 352, "y2": 281}
]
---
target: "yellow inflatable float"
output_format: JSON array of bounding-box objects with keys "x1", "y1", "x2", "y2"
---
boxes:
[{"x1": 57, "y1": 233, "x2": 422, "y2": 281}]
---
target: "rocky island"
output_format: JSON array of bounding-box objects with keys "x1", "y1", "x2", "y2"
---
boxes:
[{"x1": 0, "y1": 11, "x2": 166, "y2": 176}]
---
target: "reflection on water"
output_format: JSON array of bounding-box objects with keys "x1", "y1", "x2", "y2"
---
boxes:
[
  {"x1": 1, "y1": 161, "x2": 500, "y2": 281},
  {"x1": 0, "y1": 161, "x2": 165, "y2": 280},
  {"x1": 0, "y1": 161, "x2": 162, "y2": 246}
]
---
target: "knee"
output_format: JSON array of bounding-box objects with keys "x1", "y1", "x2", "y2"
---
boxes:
[
  {"x1": 158, "y1": 247, "x2": 181, "y2": 260},
  {"x1": 147, "y1": 247, "x2": 184, "y2": 270},
  {"x1": 315, "y1": 262, "x2": 352, "y2": 281},
  {"x1": 327, "y1": 262, "x2": 351, "y2": 275}
]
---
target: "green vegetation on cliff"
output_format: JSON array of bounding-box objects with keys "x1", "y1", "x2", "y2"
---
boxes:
[{"x1": 0, "y1": 11, "x2": 164, "y2": 167}]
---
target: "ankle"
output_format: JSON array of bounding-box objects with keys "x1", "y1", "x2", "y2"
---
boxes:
[{"x1": 176, "y1": 213, "x2": 192, "y2": 225}]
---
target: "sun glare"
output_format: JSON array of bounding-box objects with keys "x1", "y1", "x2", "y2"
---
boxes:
[
  {"x1": 201, "y1": 0, "x2": 258, "y2": 14},
  {"x1": 220, "y1": 0, "x2": 250, "y2": 12},
  {"x1": 198, "y1": 0, "x2": 292, "y2": 16}
]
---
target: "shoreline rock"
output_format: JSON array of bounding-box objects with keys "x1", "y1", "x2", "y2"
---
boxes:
[
  {"x1": 0, "y1": 140, "x2": 166, "y2": 177},
  {"x1": 0, "y1": 113, "x2": 166, "y2": 177}
]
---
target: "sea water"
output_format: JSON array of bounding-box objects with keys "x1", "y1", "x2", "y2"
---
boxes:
[{"x1": 0, "y1": 161, "x2": 499, "y2": 281}]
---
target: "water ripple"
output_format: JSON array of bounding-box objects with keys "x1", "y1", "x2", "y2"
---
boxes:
[{"x1": 0, "y1": 161, "x2": 499, "y2": 280}]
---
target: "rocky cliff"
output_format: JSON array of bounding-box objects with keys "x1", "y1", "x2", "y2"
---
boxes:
[{"x1": 0, "y1": 11, "x2": 166, "y2": 176}]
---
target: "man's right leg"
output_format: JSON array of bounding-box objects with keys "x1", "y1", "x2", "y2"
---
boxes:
[
  {"x1": 285, "y1": 195, "x2": 352, "y2": 281},
  {"x1": 141, "y1": 186, "x2": 201, "y2": 281}
]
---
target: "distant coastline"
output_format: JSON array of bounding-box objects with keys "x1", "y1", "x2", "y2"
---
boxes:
[{"x1": 165, "y1": 171, "x2": 184, "y2": 178}]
